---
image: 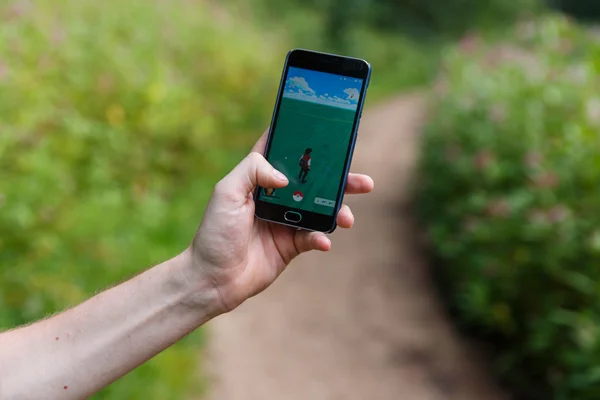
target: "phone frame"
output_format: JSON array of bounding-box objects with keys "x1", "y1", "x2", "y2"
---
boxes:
[{"x1": 254, "y1": 48, "x2": 371, "y2": 233}]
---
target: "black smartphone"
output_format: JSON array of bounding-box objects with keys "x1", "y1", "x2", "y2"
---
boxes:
[{"x1": 254, "y1": 48, "x2": 371, "y2": 233}]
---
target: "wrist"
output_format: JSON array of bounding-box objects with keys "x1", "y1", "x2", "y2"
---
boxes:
[{"x1": 167, "y1": 248, "x2": 228, "y2": 319}]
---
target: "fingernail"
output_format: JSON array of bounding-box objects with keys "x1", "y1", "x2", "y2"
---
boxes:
[{"x1": 273, "y1": 169, "x2": 287, "y2": 181}]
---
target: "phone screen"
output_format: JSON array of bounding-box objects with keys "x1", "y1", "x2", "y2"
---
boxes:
[{"x1": 258, "y1": 66, "x2": 364, "y2": 216}]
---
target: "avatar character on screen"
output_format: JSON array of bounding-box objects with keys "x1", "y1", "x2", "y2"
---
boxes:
[{"x1": 298, "y1": 148, "x2": 312, "y2": 184}]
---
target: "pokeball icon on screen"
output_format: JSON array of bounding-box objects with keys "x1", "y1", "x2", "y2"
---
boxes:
[{"x1": 292, "y1": 191, "x2": 304, "y2": 202}]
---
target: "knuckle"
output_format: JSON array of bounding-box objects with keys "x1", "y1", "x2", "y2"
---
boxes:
[
  {"x1": 213, "y1": 179, "x2": 228, "y2": 196},
  {"x1": 247, "y1": 151, "x2": 264, "y2": 165},
  {"x1": 213, "y1": 179, "x2": 239, "y2": 204}
]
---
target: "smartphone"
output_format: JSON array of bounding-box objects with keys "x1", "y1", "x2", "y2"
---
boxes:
[{"x1": 254, "y1": 48, "x2": 371, "y2": 233}]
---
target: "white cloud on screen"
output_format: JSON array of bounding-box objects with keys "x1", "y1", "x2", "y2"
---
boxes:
[
  {"x1": 344, "y1": 88, "x2": 359, "y2": 100},
  {"x1": 284, "y1": 91, "x2": 357, "y2": 110},
  {"x1": 333, "y1": 96, "x2": 351, "y2": 104},
  {"x1": 283, "y1": 76, "x2": 359, "y2": 110},
  {"x1": 288, "y1": 76, "x2": 315, "y2": 94}
]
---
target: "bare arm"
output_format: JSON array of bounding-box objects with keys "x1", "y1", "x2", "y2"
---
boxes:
[
  {"x1": 0, "y1": 131, "x2": 373, "y2": 399},
  {"x1": 0, "y1": 249, "x2": 219, "y2": 399}
]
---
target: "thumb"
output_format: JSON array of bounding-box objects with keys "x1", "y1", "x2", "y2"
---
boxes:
[{"x1": 216, "y1": 152, "x2": 288, "y2": 204}]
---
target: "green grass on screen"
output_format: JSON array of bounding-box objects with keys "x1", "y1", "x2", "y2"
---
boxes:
[{"x1": 260, "y1": 97, "x2": 355, "y2": 215}]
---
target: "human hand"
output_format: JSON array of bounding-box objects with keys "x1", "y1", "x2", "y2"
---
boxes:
[{"x1": 186, "y1": 131, "x2": 374, "y2": 313}]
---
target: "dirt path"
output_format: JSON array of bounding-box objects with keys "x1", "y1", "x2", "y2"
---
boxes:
[{"x1": 205, "y1": 94, "x2": 506, "y2": 400}]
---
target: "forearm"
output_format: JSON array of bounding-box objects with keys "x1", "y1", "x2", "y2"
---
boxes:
[{"x1": 0, "y1": 249, "x2": 221, "y2": 400}]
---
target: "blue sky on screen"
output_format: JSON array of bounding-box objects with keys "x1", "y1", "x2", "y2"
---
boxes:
[{"x1": 282, "y1": 66, "x2": 363, "y2": 111}]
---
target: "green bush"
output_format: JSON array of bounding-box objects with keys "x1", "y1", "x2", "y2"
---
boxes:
[
  {"x1": 549, "y1": 0, "x2": 600, "y2": 21},
  {"x1": 416, "y1": 14, "x2": 600, "y2": 399},
  {"x1": 252, "y1": 0, "x2": 541, "y2": 44},
  {"x1": 0, "y1": 0, "x2": 282, "y2": 397},
  {"x1": 360, "y1": 0, "x2": 541, "y2": 37},
  {"x1": 225, "y1": 0, "x2": 440, "y2": 97}
]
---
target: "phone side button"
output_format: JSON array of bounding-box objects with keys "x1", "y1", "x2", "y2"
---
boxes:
[{"x1": 284, "y1": 211, "x2": 302, "y2": 223}]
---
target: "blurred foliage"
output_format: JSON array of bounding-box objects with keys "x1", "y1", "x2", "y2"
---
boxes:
[
  {"x1": 224, "y1": 0, "x2": 441, "y2": 98},
  {"x1": 549, "y1": 0, "x2": 600, "y2": 21},
  {"x1": 226, "y1": 0, "x2": 544, "y2": 99},
  {"x1": 0, "y1": 0, "x2": 283, "y2": 397},
  {"x1": 0, "y1": 0, "x2": 552, "y2": 397},
  {"x1": 249, "y1": 0, "x2": 541, "y2": 47},
  {"x1": 417, "y1": 14, "x2": 600, "y2": 399}
]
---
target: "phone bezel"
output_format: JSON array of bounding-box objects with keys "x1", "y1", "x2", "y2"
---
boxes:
[{"x1": 254, "y1": 48, "x2": 371, "y2": 233}]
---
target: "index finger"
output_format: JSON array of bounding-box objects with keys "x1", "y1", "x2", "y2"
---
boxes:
[{"x1": 345, "y1": 173, "x2": 374, "y2": 194}]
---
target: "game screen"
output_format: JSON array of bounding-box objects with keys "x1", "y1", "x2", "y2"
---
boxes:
[{"x1": 259, "y1": 66, "x2": 363, "y2": 216}]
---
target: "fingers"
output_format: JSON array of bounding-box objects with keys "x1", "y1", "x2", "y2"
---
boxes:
[
  {"x1": 344, "y1": 173, "x2": 374, "y2": 194},
  {"x1": 251, "y1": 128, "x2": 269, "y2": 154},
  {"x1": 250, "y1": 130, "x2": 374, "y2": 196},
  {"x1": 291, "y1": 205, "x2": 354, "y2": 256},
  {"x1": 294, "y1": 230, "x2": 331, "y2": 254},
  {"x1": 217, "y1": 152, "x2": 288, "y2": 205},
  {"x1": 336, "y1": 205, "x2": 354, "y2": 229},
  {"x1": 285, "y1": 204, "x2": 354, "y2": 262}
]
